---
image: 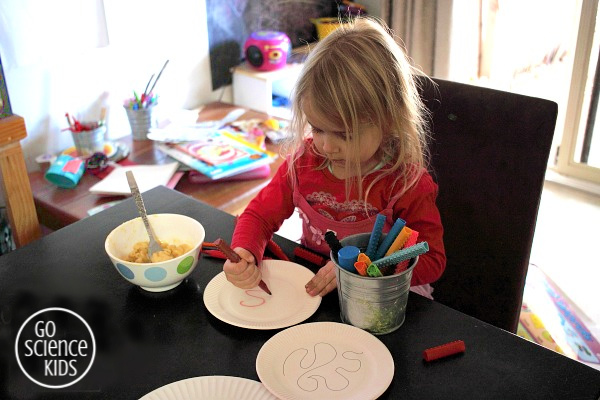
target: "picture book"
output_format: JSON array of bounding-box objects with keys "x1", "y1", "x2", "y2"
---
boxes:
[
  {"x1": 156, "y1": 130, "x2": 277, "y2": 180},
  {"x1": 188, "y1": 164, "x2": 271, "y2": 183}
]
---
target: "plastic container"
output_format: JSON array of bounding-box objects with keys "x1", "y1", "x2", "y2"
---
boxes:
[
  {"x1": 44, "y1": 155, "x2": 85, "y2": 189},
  {"x1": 332, "y1": 232, "x2": 418, "y2": 335},
  {"x1": 310, "y1": 17, "x2": 350, "y2": 40}
]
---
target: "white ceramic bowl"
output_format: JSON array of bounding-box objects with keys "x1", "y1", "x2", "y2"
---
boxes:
[{"x1": 105, "y1": 213, "x2": 205, "y2": 292}]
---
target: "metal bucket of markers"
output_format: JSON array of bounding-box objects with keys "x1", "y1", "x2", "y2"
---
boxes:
[
  {"x1": 332, "y1": 232, "x2": 418, "y2": 335},
  {"x1": 71, "y1": 125, "x2": 106, "y2": 157},
  {"x1": 125, "y1": 105, "x2": 155, "y2": 140}
]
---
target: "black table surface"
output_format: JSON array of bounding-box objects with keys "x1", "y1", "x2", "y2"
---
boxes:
[{"x1": 1, "y1": 186, "x2": 599, "y2": 399}]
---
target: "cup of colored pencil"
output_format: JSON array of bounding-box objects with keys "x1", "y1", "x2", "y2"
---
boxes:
[
  {"x1": 124, "y1": 60, "x2": 169, "y2": 140},
  {"x1": 65, "y1": 111, "x2": 106, "y2": 157}
]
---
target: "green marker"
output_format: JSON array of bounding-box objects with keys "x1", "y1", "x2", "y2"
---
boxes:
[{"x1": 367, "y1": 263, "x2": 383, "y2": 277}]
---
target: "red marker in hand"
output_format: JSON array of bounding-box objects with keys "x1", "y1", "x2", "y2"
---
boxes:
[{"x1": 215, "y1": 238, "x2": 272, "y2": 295}]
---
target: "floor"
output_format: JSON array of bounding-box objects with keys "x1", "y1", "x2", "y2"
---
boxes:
[{"x1": 527, "y1": 177, "x2": 600, "y2": 341}]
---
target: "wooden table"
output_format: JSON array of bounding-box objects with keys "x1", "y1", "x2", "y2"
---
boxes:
[
  {"x1": 28, "y1": 102, "x2": 285, "y2": 231},
  {"x1": 1, "y1": 186, "x2": 599, "y2": 399}
]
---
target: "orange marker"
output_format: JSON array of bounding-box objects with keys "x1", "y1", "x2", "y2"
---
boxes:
[
  {"x1": 357, "y1": 252, "x2": 371, "y2": 265},
  {"x1": 353, "y1": 260, "x2": 369, "y2": 276},
  {"x1": 385, "y1": 227, "x2": 412, "y2": 256}
]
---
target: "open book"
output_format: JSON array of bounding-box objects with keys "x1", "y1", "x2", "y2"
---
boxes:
[{"x1": 156, "y1": 130, "x2": 277, "y2": 180}]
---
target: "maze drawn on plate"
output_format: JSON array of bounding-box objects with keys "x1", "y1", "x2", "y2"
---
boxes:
[{"x1": 283, "y1": 342, "x2": 363, "y2": 392}]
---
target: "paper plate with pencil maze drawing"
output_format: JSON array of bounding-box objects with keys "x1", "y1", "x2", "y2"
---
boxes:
[
  {"x1": 256, "y1": 321, "x2": 394, "y2": 400},
  {"x1": 203, "y1": 260, "x2": 321, "y2": 330}
]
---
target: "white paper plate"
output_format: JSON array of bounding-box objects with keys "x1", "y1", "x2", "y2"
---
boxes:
[
  {"x1": 256, "y1": 322, "x2": 394, "y2": 400},
  {"x1": 140, "y1": 375, "x2": 277, "y2": 400},
  {"x1": 203, "y1": 260, "x2": 321, "y2": 330}
]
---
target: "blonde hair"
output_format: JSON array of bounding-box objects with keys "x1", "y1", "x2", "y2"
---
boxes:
[{"x1": 283, "y1": 16, "x2": 430, "y2": 201}]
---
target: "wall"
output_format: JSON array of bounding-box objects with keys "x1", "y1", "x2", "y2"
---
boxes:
[{"x1": 0, "y1": 0, "x2": 230, "y2": 175}]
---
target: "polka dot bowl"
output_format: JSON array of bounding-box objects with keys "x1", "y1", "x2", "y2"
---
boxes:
[{"x1": 105, "y1": 213, "x2": 205, "y2": 292}]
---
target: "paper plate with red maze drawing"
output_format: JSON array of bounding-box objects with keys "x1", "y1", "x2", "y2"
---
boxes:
[{"x1": 203, "y1": 260, "x2": 321, "y2": 330}]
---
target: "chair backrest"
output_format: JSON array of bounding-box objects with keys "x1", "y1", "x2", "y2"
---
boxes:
[
  {"x1": 0, "y1": 115, "x2": 41, "y2": 248},
  {"x1": 420, "y1": 77, "x2": 557, "y2": 332}
]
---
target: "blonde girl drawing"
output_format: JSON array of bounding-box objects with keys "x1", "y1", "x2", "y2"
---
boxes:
[{"x1": 224, "y1": 16, "x2": 446, "y2": 298}]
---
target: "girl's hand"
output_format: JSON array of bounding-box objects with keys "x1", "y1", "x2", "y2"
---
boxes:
[
  {"x1": 305, "y1": 261, "x2": 337, "y2": 297},
  {"x1": 223, "y1": 247, "x2": 261, "y2": 289}
]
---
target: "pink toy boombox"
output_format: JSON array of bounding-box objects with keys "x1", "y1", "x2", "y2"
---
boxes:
[{"x1": 244, "y1": 31, "x2": 291, "y2": 71}]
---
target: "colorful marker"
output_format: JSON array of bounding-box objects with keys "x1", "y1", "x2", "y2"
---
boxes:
[
  {"x1": 371, "y1": 241, "x2": 429, "y2": 270},
  {"x1": 374, "y1": 217, "x2": 406, "y2": 260},
  {"x1": 365, "y1": 213, "x2": 386, "y2": 260},
  {"x1": 337, "y1": 245, "x2": 360, "y2": 273}
]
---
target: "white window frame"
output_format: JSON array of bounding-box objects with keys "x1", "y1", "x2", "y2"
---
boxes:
[{"x1": 555, "y1": 0, "x2": 600, "y2": 184}]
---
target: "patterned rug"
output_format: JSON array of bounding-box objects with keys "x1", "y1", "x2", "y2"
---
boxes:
[{"x1": 519, "y1": 264, "x2": 600, "y2": 368}]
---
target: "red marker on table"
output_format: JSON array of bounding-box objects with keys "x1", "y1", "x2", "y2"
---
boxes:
[
  {"x1": 215, "y1": 238, "x2": 272, "y2": 295},
  {"x1": 423, "y1": 340, "x2": 466, "y2": 362}
]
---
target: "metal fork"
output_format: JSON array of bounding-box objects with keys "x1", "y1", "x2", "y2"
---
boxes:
[{"x1": 125, "y1": 171, "x2": 162, "y2": 260}]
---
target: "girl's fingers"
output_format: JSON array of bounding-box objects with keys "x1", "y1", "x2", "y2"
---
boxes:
[
  {"x1": 224, "y1": 255, "x2": 261, "y2": 289},
  {"x1": 232, "y1": 266, "x2": 262, "y2": 289},
  {"x1": 305, "y1": 262, "x2": 337, "y2": 297},
  {"x1": 317, "y1": 275, "x2": 338, "y2": 297}
]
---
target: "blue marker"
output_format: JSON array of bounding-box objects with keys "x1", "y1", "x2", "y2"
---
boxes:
[
  {"x1": 365, "y1": 214, "x2": 386, "y2": 260},
  {"x1": 337, "y1": 246, "x2": 360, "y2": 273},
  {"x1": 372, "y1": 242, "x2": 429, "y2": 269},
  {"x1": 374, "y1": 217, "x2": 406, "y2": 260}
]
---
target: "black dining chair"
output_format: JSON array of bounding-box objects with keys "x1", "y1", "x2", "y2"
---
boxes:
[{"x1": 420, "y1": 77, "x2": 558, "y2": 333}]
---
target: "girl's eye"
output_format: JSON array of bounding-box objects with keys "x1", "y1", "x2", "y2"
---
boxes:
[{"x1": 310, "y1": 126, "x2": 350, "y2": 139}]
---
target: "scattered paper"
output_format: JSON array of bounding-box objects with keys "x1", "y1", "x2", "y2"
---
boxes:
[{"x1": 88, "y1": 162, "x2": 179, "y2": 196}]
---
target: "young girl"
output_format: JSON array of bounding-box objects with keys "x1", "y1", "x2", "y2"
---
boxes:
[{"x1": 224, "y1": 16, "x2": 446, "y2": 298}]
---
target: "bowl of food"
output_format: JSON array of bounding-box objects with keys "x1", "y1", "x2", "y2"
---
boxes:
[{"x1": 105, "y1": 213, "x2": 205, "y2": 292}]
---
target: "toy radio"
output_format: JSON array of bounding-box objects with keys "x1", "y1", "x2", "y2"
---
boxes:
[{"x1": 244, "y1": 31, "x2": 291, "y2": 72}]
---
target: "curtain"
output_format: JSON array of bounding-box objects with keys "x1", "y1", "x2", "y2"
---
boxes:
[{"x1": 380, "y1": 0, "x2": 451, "y2": 78}]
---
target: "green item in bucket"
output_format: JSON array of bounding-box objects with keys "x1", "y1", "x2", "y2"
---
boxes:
[
  {"x1": 367, "y1": 263, "x2": 383, "y2": 277},
  {"x1": 367, "y1": 296, "x2": 408, "y2": 333}
]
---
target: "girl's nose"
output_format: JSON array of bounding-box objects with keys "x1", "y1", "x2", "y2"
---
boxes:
[{"x1": 321, "y1": 134, "x2": 340, "y2": 154}]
